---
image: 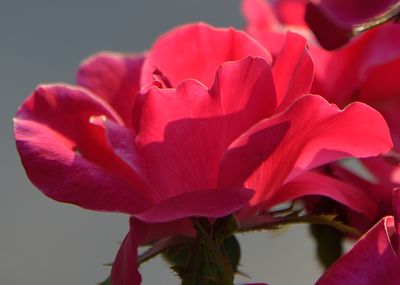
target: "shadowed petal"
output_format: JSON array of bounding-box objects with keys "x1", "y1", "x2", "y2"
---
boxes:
[
  {"x1": 137, "y1": 57, "x2": 276, "y2": 198},
  {"x1": 220, "y1": 95, "x2": 392, "y2": 208},
  {"x1": 267, "y1": 171, "x2": 378, "y2": 218}
]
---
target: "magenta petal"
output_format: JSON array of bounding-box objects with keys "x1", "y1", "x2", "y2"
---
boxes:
[
  {"x1": 77, "y1": 52, "x2": 145, "y2": 127},
  {"x1": 272, "y1": 32, "x2": 314, "y2": 111},
  {"x1": 267, "y1": 171, "x2": 378, "y2": 218},
  {"x1": 141, "y1": 23, "x2": 272, "y2": 87},
  {"x1": 14, "y1": 84, "x2": 152, "y2": 214},
  {"x1": 111, "y1": 221, "x2": 141, "y2": 285},
  {"x1": 316, "y1": 216, "x2": 398, "y2": 285},
  {"x1": 138, "y1": 57, "x2": 276, "y2": 198},
  {"x1": 136, "y1": 188, "x2": 254, "y2": 223}
]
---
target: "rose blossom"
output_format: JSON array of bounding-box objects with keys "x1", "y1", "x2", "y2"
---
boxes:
[{"x1": 14, "y1": 23, "x2": 393, "y2": 284}]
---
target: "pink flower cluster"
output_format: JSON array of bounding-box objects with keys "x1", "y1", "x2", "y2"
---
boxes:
[{"x1": 14, "y1": 0, "x2": 400, "y2": 284}]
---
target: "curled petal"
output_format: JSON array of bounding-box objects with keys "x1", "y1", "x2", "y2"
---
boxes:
[
  {"x1": 316, "y1": 216, "x2": 398, "y2": 285},
  {"x1": 14, "y1": 84, "x2": 152, "y2": 214}
]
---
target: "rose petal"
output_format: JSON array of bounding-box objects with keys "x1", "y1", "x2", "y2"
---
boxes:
[
  {"x1": 77, "y1": 52, "x2": 145, "y2": 127},
  {"x1": 111, "y1": 220, "x2": 141, "y2": 285},
  {"x1": 272, "y1": 32, "x2": 314, "y2": 111},
  {"x1": 220, "y1": 95, "x2": 392, "y2": 208},
  {"x1": 316, "y1": 216, "x2": 398, "y2": 285},
  {"x1": 136, "y1": 188, "x2": 254, "y2": 223},
  {"x1": 141, "y1": 23, "x2": 272, "y2": 87},
  {"x1": 14, "y1": 84, "x2": 152, "y2": 214},
  {"x1": 138, "y1": 57, "x2": 276, "y2": 197},
  {"x1": 305, "y1": 2, "x2": 352, "y2": 50},
  {"x1": 267, "y1": 171, "x2": 378, "y2": 218},
  {"x1": 242, "y1": 0, "x2": 279, "y2": 30},
  {"x1": 275, "y1": 0, "x2": 308, "y2": 26}
]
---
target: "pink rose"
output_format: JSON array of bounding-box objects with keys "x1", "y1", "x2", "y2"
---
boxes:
[{"x1": 14, "y1": 23, "x2": 393, "y2": 284}]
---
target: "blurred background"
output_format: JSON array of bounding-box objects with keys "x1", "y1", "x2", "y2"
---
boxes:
[{"x1": 0, "y1": 0, "x2": 322, "y2": 284}]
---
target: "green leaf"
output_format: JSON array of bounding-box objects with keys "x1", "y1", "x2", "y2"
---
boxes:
[{"x1": 310, "y1": 224, "x2": 343, "y2": 269}]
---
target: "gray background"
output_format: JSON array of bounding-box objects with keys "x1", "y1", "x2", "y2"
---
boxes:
[{"x1": 0, "y1": 1, "x2": 322, "y2": 284}]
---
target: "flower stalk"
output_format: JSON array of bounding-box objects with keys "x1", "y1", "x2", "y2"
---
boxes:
[{"x1": 179, "y1": 218, "x2": 235, "y2": 285}]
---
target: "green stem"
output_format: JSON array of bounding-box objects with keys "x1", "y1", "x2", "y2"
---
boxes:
[{"x1": 181, "y1": 219, "x2": 235, "y2": 285}]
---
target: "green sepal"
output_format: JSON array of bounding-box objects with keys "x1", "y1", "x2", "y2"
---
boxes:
[{"x1": 310, "y1": 224, "x2": 344, "y2": 269}]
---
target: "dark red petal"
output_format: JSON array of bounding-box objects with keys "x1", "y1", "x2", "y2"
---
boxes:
[
  {"x1": 272, "y1": 32, "x2": 314, "y2": 111},
  {"x1": 77, "y1": 52, "x2": 145, "y2": 127},
  {"x1": 137, "y1": 57, "x2": 275, "y2": 197},
  {"x1": 111, "y1": 220, "x2": 141, "y2": 285},
  {"x1": 305, "y1": 2, "x2": 352, "y2": 50},
  {"x1": 136, "y1": 188, "x2": 254, "y2": 223},
  {"x1": 14, "y1": 84, "x2": 153, "y2": 214},
  {"x1": 141, "y1": 23, "x2": 272, "y2": 87}
]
